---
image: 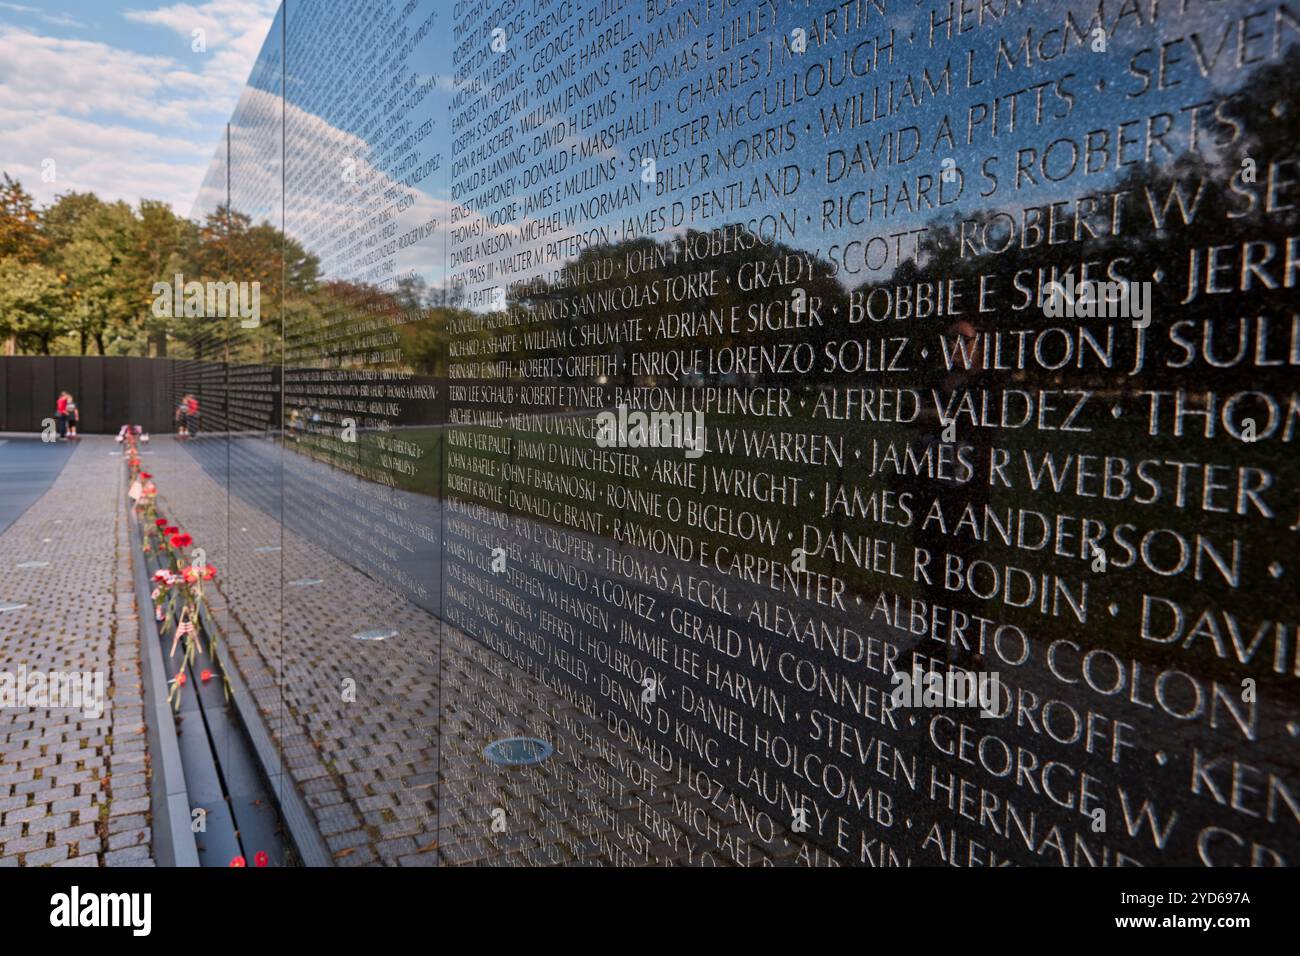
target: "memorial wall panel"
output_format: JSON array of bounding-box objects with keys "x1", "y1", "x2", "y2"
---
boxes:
[{"x1": 166, "y1": 0, "x2": 1300, "y2": 866}]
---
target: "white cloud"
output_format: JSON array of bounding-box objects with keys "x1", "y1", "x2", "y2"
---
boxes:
[
  {"x1": 1, "y1": 106, "x2": 218, "y2": 210},
  {"x1": 0, "y1": 2, "x2": 84, "y2": 28},
  {"x1": 0, "y1": 27, "x2": 214, "y2": 125},
  {"x1": 124, "y1": 0, "x2": 279, "y2": 88},
  {"x1": 0, "y1": 0, "x2": 277, "y2": 212}
]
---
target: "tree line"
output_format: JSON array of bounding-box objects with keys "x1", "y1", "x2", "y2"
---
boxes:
[{"x1": 0, "y1": 174, "x2": 323, "y2": 357}]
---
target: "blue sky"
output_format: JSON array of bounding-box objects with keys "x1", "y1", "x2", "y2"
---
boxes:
[{"x1": 0, "y1": 0, "x2": 278, "y2": 213}]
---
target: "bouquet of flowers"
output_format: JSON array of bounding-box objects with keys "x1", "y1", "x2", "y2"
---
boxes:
[
  {"x1": 126, "y1": 443, "x2": 228, "y2": 710},
  {"x1": 153, "y1": 560, "x2": 225, "y2": 710}
]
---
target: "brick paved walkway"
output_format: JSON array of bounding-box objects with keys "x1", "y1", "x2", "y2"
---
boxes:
[{"x1": 0, "y1": 437, "x2": 154, "y2": 866}]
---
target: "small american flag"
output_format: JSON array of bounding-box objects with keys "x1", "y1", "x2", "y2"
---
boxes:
[{"x1": 170, "y1": 618, "x2": 196, "y2": 658}]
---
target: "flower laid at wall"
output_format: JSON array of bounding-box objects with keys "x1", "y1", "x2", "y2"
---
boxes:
[
  {"x1": 125, "y1": 433, "x2": 229, "y2": 711},
  {"x1": 156, "y1": 560, "x2": 226, "y2": 710},
  {"x1": 166, "y1": 669, "x2": 187, "y2": 711}
]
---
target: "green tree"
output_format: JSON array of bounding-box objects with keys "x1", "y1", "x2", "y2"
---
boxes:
[
  {"x1": 0, "y1": 258, "x2": 68, "y2": 354},
  {"x1": 53, "y1": 199, "x2": 141, "y2": 354},
  {"x1": 0, "y1": 174, "x2": 42, "y2": 262}
]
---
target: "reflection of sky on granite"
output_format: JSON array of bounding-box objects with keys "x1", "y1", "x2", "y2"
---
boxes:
[
  {"x1": 193, "y1": 0, "x2": 1280, "y2": 300},
  {"x1": 190, "y1": 0, "x2": 456, "y2": 296}
]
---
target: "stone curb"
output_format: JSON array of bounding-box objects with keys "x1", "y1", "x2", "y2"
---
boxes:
[
  {"x1": 126, "y1": 502, "x2": 200, "y2": 867},
  {"x1": 191, "y1": 597, "x2": 334, "y2": 867}
]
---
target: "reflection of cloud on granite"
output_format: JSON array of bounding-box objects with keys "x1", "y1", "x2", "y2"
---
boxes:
[{"x1": 189, "y1": 82, "x2": 466, "y2": 292}]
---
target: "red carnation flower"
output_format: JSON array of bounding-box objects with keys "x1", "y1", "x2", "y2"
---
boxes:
[
  {"x1": 165, "y1": 526, "x2": 179, "y2": 535},
  {"x1": 170, "y1": 533, "x2": 192, "y2": 549},
  {"x1": 155, "y1": 518, "x2": 167, "y2": 528},
  {"x1": 230, "y1": 856, "x2": 246, "y2": 867},
  {"x1": 200, "y1": 669, "x2": 213, "y2": 683},
  {"x1": 254, "y1": 851, "x2": 269, "y2": 867},
  {"x1": 140, "y1": 472, "x2": 152, "y2": 480},
  {"x1": 175, "y1": 671, "x2": 187, "y2": 685}
]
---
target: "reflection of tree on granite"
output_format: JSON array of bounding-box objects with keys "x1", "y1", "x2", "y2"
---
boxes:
[
  {"x1": 178, "y1": 205, "x2": 320, "y2": 364},
  {"x1": 898, "y1": 44, "x2": 1300, "y2": 402},
  {"x1": 450, "y1": 43, "x2": 1300, "y2": 702},
  {"x1": 509, "y1": 232, "x2": 844, "y2": 387},
  {"x1": 858, "y1": 45, "x2": 1300, "y2": 693}
]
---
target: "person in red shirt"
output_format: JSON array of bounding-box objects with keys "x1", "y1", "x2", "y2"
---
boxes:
[
  {"x1": 55, "y1": 392, "x2": 69, "y2": 439},
  {"x1": 176, "y1": 394, "x2": 199, "y2": 437}
]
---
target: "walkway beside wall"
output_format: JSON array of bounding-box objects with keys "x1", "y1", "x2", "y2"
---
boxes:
[
  {"x1": 0, "y1": 437, "x2": 154, "y2": 866},
  {"x1": 0, "y1": 434, "x2": 75, "y2": 535}
]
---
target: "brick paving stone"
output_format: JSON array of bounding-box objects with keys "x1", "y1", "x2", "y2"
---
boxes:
[
  {"x1": 27, "y1": 812, "x2": 73, "y2": 834},
  {"x1": 24, "y1": 845, "x2": 70, "y2": 866},
  {"x1": 104, "y1": 845, "x2": 151, "y2": 866},
  {"x1": 4, "y1": 833, "x2": 51, "y2": 855},
  {"x1": 325, "y1": 829, "x2": 370, "y2": 853},
  {"x1": 2, "y1": 805, "x2": 47, "y2": 826},
  {"x1": 51, "y1": 795, "x2": 94, "y2": 814},
  {"x1": 108, "y1": 814, "x2": 149, "y2": 834},
  {"x1": 60, "y1": 822, "x2": 99, "y2": 842},
  {"x1": 108, "y1": 797, "x2": 149, "y2": 817},
  {"x1": 0, "y1": 438, "x2": 155, "y2": 866},
  {"x1": 67, "y1": 838, "x2": 103, "y2": 857},
  {"x1": 107, "y1": 828, "x2": 150, "y2": 851}
]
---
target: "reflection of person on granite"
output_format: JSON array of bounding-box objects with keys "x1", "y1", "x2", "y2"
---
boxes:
[
  {"x1": 176, "y1": 394, "x2": 199, "y2": 437},
  {"x1": 913, "y1": 315, "x2": 993, "y2": 676}
]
